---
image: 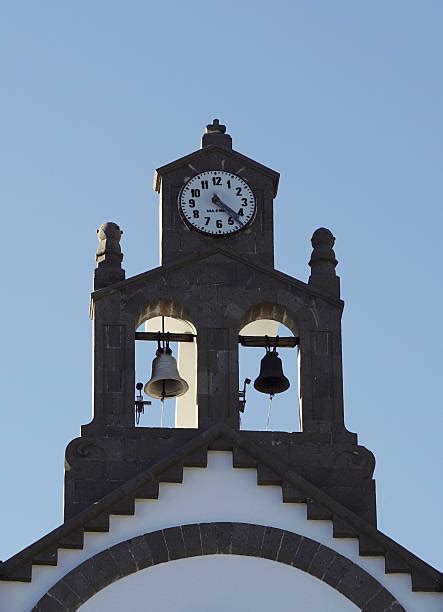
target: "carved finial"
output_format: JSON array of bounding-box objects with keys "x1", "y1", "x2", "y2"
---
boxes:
[
  {"x1": 308, "y1": 227, "x2": 340, "y2": 297},
  {"x1": 94, "y1": 222, "x2": 125, "y2": 290},
  {"x1": 201, "y1": 117, "x2": 232, "y2": 150},
  {"x1": 96, "y1": 222, "x2": 123, "y2": 265},
  {"x1": 310, "y1": 228, "x2": 336, "y2": 256},
  {"x1": 205, "y1": 118, "x2": 226, "y2": 134}
]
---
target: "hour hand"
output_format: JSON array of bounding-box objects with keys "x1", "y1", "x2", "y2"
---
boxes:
[{"x1": 211, "y1": 194, "x2": 243, "y2": 226}]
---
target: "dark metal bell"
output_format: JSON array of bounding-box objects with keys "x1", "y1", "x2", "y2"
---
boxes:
[
  {"x1": 144, "y1": 348, "x2": 189, "y2": 399},
  {"x1": 254, "y1": 349, "x2": 290, "y2": 395}
]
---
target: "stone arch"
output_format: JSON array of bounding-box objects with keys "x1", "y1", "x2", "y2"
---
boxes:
[
  {"x1": 238, "y1": 302, "x2": 303, "y2": 431},
  {"x1": 33, "y1": 523, "x2": 403, "y2": 611},
  {"x1": 133, "y1": 300, "x2": 198, "y2": 428},
  {"x1": 135, "y1": 297, "x2": 195, "y2": 331},
  {"x1": 239, "y1": 301, "x2": 301, "y2": 337},
  {"x1": 238, "y1": 295, "x2": 346, "y2": 435}
]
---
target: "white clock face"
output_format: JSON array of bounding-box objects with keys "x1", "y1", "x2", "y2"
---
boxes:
[{"x1": 179, "y1": 170, "x2": 256, "y2": 235}]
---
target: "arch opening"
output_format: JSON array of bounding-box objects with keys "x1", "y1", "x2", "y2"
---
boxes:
[
  {"x1": 135, "y1": 314, "x2": 197, "y2": 428},
  {"x1": 239, "y1": 318, "x2": 300, "y2": 432},
  {"x1": 239, "y1": 302, "x2": 300, "y2": 338}
]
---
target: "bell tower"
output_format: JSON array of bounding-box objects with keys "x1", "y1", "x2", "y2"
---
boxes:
[
  {"x1": 67, "y1": 119, "x2": 374, "y2": 526},
  {"x1": 2, "y1": 120, "x2": 442, "y2": 612},
  {"x1": 85, "y1": 120, "x2": 345, "y2": 432}
]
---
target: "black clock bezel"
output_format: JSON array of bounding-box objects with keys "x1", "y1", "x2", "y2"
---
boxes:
[{"x1": 178, "y1": 170, "x2": 256, "y2": 237}]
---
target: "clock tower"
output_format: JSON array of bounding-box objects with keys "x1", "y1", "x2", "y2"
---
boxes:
[
  {"x1": 1, "y1": 120, "x2": 442, "y2": 612},
  {"x1": 155, "y1": 118, "x2": 278, "y2": 266}
]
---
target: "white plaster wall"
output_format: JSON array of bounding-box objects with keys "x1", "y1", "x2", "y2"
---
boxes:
[
  {"x1": 240, "y1": 320, "x2": 280, "y2": 337},
  {"x1": 81, "y1": 554, "x2": 358, "y2": 612},
  {"x1": 1, "y1": 452, "x2": 441, "y2": 612}
]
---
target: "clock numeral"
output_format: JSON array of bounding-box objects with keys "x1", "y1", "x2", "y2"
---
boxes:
[{"x1": 182, "y1": 172, "x2": 254, "y2": 234}]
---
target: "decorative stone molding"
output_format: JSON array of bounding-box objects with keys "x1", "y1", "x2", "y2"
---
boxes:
[
  {"x1": 308, "y1": 227, "x2": 340, "y2": 297},
  {"x1": 201, "y1": 118, "x2": 233, "y2": 149},
  {"x1": 33, "y1": 523, "x2": 404, "y2": 612},
  {"x1": 2, "y1": 425, "x2": 441, "y2": 593},
  {"x1": 94, "y1": 222, "x2": 125, "y2": 290}
]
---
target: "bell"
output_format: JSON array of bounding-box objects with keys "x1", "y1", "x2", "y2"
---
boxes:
[
  {"x1": 144, "y1": 348, "x2": 189, "y2": 399},
  {"x1": 254, "y1": 349, "x2": 290, "y2": 395}
]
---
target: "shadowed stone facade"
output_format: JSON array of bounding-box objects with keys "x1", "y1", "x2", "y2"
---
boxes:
[{"x1": 65, "y1": 121, "x2": 376, "y2": 524}]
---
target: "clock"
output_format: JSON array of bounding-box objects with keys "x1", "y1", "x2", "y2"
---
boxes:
[{"x1": 178, "y1": 170, "x2": 256, "y2": 235}]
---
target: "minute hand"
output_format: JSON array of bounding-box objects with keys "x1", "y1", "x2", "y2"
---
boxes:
[{"x1": 212, "y1": 194, "x2": 244, "y2": 226}]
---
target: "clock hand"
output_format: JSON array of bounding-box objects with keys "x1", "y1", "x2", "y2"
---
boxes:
[{"x1": 211, "y1": 194, "x2": 244, "y2": 226}]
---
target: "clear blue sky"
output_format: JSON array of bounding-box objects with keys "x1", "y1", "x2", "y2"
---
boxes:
[{"x1": 1, "y1": 1, "x2": 442, "y2": 571}]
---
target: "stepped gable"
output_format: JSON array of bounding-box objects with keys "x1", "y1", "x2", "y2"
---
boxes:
[{"x1": 1, "y1": 423, "x2": 442, "y2": 593}]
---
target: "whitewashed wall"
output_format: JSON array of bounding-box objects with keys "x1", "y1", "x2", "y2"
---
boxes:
[
  {"x1": 1, "y1": 452, "x2": 441, "y2": 611},
  {"x1": 81, "y1": 554, "x2": 358, "y2": 612}
]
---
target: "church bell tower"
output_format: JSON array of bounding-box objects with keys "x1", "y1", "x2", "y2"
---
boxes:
[
  {"x1": 1, "y1": 120, "x2": 441, "y2": 612},
  {"x1": 87, "y1": 118, "x2": 349, "y2": 438}
]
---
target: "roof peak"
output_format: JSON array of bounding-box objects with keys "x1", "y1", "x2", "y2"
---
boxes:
[{"x1": 201, "y1": 117, "x2": 232, "y2": 149}]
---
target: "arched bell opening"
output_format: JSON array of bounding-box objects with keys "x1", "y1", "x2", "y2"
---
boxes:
[
  {"x1": 238, "y1": 318, "x2": 300, "y2": 433},
  {"x1": 134, "y1": 315, "x2": 198, "y2": 429}
]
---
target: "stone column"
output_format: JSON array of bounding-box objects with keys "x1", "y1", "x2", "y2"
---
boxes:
[
  {"x1": 197, "y1": 327, "x2": 239, "y2": 429},
  {"x1": 83, "y1": 300, "x2": 135, "y2": 433},
  {"x1": 83, "y1": 223, "x2": 133, "y2": 433},
  {"x1": 303, "y1": 229, "x2": 352, "y2": 440}
]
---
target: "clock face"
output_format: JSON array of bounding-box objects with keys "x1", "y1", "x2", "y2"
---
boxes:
[{"x1": 178, "y1": 170, "x2": 256, "y2": 235}]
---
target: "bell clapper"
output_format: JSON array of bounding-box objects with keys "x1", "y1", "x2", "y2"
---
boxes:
[
  {"x1": 265, "y1": 393, "x2": 274, "y2": 431},
  {"x1": 159, "y1": 333, "x2": 169, "y2": 428},
  {"x1": 160, "y1": 374, "x2": 166, "y2": 427}
]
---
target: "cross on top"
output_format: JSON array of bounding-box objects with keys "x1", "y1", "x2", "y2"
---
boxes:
[{"x1": 206, "y1": 118, "x2": 226, "y2": 134}]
